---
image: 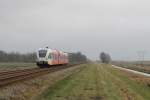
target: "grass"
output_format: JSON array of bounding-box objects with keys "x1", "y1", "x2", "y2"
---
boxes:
[
  {"x1": 0, "y1": 62, "x2": 36, "y2": 70},
  {"x1": 108, "y1": 65, "x2": 150, "y2": 99},
  {"x1": 0, "y1": 64, "x2": 83, "y2": 100},
  {"x1": 37, "y1": 63, "x2": 150, "y2": 100}
]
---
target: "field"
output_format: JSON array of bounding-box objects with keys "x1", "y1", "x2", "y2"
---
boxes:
[
  {"x1": 0, "y1": 63, "x2": 37, "y2": 70},
  {"x1": 112, "y1": 61, "x2": 150, "y2": 74},
  {"x1": 0, "y1": 64, "x2": 83, "y2": 100},
  {"x1": 0, "y1": 63, "x2": 149, "y2": 100},
  {"x1": 37, "y1": 63, "x2": 150, "y2": 100}
]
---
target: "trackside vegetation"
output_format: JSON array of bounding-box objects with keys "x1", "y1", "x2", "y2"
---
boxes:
[
  {"x1": 37, "y1": 64, "x2": 150, "y2": 100},
  {"x1": 0, "y1": 63, "x2": 37, "y2": 69}
]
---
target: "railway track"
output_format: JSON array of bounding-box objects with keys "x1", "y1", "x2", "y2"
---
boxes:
[{"x1": 0, "y1": 64, "x2": 79, "y2": 87}]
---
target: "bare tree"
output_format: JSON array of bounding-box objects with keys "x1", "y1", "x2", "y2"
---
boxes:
[{"x1": 100, "y1": 52, "x2": 111, "y2": 63}]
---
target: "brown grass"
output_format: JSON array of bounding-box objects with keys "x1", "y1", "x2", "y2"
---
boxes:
[{"x1": 118, "y1": 68, "x2": 150, "y2": 87}]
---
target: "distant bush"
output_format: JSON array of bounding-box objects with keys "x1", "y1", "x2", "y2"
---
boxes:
[{"x1": 99, "y1": 52, "x2": 111, "y2": 64}]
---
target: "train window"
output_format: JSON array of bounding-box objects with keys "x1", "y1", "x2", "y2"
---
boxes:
[
  {"x1": 51, "y1": 54, "x2": 54, "y2": 59},
  {"x1": 48, "y1": 53, "x2": 52, "y2": 59},
  {"x1": 39, "y1": 50, "x2": 47, "y2": 57}
]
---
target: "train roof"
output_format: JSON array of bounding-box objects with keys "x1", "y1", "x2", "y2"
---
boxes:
[{"x1": 38, "y1": 48, "x2": 68, "y2": 54}]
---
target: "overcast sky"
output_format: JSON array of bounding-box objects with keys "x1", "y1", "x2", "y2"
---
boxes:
[{"x1": 0, "y1": 0, "x2": 150, "y2": 60}]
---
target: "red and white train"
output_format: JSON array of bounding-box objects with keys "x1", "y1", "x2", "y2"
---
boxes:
[{"x1": 36, "y1": 47, "x2": 69, "y2": 68}]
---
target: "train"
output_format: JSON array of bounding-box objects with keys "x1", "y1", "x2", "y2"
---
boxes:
[{"x1": 36, "y1": 47, "x2": 69, "y2": 68}]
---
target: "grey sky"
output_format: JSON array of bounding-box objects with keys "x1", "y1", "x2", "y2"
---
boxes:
[{"x1": 0, "y1": 0, "x2": 150, "y2": 60}]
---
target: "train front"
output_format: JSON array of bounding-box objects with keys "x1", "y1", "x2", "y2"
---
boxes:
[{"x1": 36, "y1": 48, "x2": 48, "y2": 66}]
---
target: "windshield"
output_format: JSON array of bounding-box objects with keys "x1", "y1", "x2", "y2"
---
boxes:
[{"x1": 38, "y1": 50, "x2": 47, "y2": 57}]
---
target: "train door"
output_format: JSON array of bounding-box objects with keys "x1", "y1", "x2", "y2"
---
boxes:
[{"x1": 48, "y1": 52, "x2": 52, "y2": 65}]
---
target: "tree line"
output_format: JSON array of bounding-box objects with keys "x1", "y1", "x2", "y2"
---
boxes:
[
  {"x1": 0, "y1": 50, "x2": 87, "y2": 63},
  {"x1": 0, "y1": 50, "x2": 36, "y2": 62},
  {"x1": 68, "y1": 52, "x2": 87, "y2": 63}
]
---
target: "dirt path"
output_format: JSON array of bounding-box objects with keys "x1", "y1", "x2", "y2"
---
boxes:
[{"x1": 112, "y1": 65, "x2": 150, "y2": 77}]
